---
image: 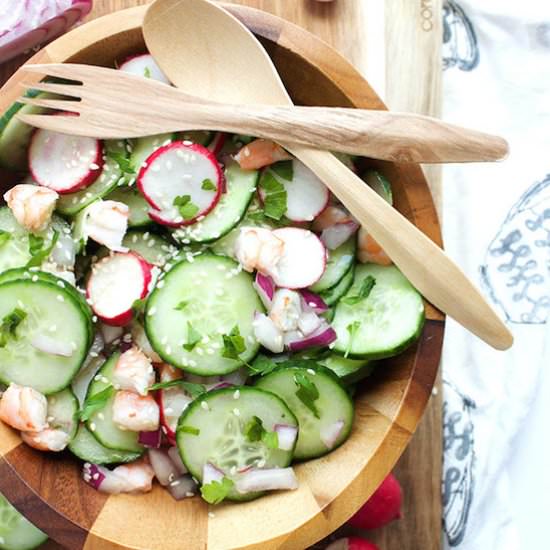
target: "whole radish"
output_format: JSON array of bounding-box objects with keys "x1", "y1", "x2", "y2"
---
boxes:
[
  {"x1": 326, "y1": 537, "x2": 379, "y2": 550},
  {"x1": 348, "y1": 473, "x2": 402, "y2": 530}
]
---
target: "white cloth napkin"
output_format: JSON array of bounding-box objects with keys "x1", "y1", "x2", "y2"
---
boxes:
[{"x1": 441, "y1": 1, "x2": 550, "y2": 549}]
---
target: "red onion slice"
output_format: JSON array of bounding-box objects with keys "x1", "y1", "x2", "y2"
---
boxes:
[
  {"x1": 320, "y1": 420, "x2": 345, "y2": 449},
  {"x1": 31, "y1": 334, "x2": 74, "y2": 357},
  {"x1": 299, "y1": 290, "x2": 328, "y2": 313},
  {"x1": 253, "y1": 272, "x2": 275, "y2": 308},
  {"x1": 167, "y1": 446, "x2": 188, "y2": 475},
  {"x1": 83, "y1": 463, "x2": 106, "y2": 490},
  {"x1": 167, "y1": 475, "x2": 198, "y2": 500},
  {"x1": 138, "y1": 429, "x2": 162, "y2": 449},
  {"x1": 287, "y1": 322, "x2": 337, "y2": 351},
  {"x1": 274, "y1": 425, "x2": 298, "y2": 451},
  {"x1": 203, "y1": 462, "x2": 224, "y2": 485},
  {"x1": 220, "y1": 367, "x2": 248, "y2": 386},
  {"x1": 148, "y1": 449, "x2": 180, "y2": 487},
  {"x1": 208, "y1": 382, "x2": 234, "y2": 391},
  {"x1": 320, "y1": 221, "x2": 359, "y2": 250},
  {"x1": 235, "y1": 467, "x2": 298, "y2": 494}
]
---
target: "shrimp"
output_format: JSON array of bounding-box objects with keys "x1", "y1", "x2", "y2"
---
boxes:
[
  {"x1": 311, "y1": 206, "x2": 354, "y2": 233},
  {"x1": 84, "y1": 458, "x2": 155, "y2": 494},
  {"x1": 234, "y1": 227, "x2": 285, "y2": 276},
  {"x1": 3, "y1": 184, "x2": 58, "y2": 233},
  {"x1": 21, "y1": 428, "x2": 70, "y2": 452},
  {"x1": 234, "y1": 139, "x2": 292, "y2": 170},
  {"x1": 113, "y1": 347, "x2": 155, "y2": 396},
  {"x1": 112, "y1": 391, "x2": 160, "y2": 432},
  {"x1": 357, "y1": 227, "x2": 392, "y2": 266},
  {"x1": 84, "y1": 200, "x2": 129, "y2": 252},
  {"x1": 269, "y1": 289, "x2": 302, "y2": 332},
  {"x1": 0, "y1": 384, "x2": 48, "y2": 432}
]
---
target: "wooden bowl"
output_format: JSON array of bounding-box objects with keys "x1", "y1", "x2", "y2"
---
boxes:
[{"x1": 0, "y1": 5, "x2": 444, "y2": 550}]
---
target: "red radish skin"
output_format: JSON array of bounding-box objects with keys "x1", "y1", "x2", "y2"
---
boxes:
[
  {"x1": 206, "y1": 132, "x2": 227, "y2": 155},
  {"x1": 137, "y1": 141, "x2": 223, "y2": 227},
  {"x1": 347, "y1": 473, "x2": 403, "y2": 530},
  {"x1": 326, "y1": 537, "x2": 380, "y2": 550},
  {"x1": 29, "y1": 124, "x2": 104, "y2": 194},
  {"x1": 87, "y1": 252, "x2": 152, "y2": 326}
]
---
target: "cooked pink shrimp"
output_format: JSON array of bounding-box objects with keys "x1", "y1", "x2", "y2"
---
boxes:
[
  {"x1": 234, "y1": 227, "x2": 284, "y2": 275},
  {"x1": 112, "y1": 391, "x2": 160, "y2": 432},
  {"x1": 84, "y1": 200, "x2": 129, "y2": 252},
  {"x1": 84, "y1": 458, "x2": 155, "y2": 494},
  {"x1": 113, "y1": 347, "x2": 155, "y2": 396},
  {"x1": 158, "y1": 362, "x2": 182, "y2": 383},
  {"x1": 311, "y1": 206, "x2": 353, "y2": 233},
  {"x1": 357, "y1": 227, "x2": 392, "y2": 266},
  {"x1": 3, "y1": 184, "x2": 58, "y2": 233},
  {"x1": 0, "y1": 384, "x2": 48, "y2": 432},
  {"x1": 21, "y1": 428, "x2": 70, "y2": 452},
  {"x1": 234, "y1": 139, "x2": 292, "y2": 170}
]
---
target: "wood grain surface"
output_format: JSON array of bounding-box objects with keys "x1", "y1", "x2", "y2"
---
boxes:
[{"x1": 0, "y1": 2, "x2": 444, "y2": 549}]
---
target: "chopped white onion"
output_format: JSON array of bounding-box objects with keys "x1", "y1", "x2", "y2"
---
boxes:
[
  {"x1": 320, "y1": 221, "x2": 359, "y2": 250},
  {"x1": 320, "y1": 420, "x2": 345, "y2": 449},
  {"x1": 167, "y1": 446, "x2": 188, "y2": 475},
  {"x1": 203, "y1": 462, "x2": 224, "y2": 485},
  {"x1": 148, "y1": 449, "x2": 180, "y2": 487},
  {"x1": 235, "y1": 467, "x2": 298, "y2": 494},
  {"x1": 287, "y1": 322, "x2": 337, "y2": 352},
  {"x1": 253, "y1": 312, "x2": 284, "y2": 353},
  {"x1": 31, "y1": 334, "x2": 73, "y2": 357},
  {"x1": 253, "y1": 272, "x2": 275, "y2": 308},
  {"x1": 274, "y1": 425, "x2": 298, "y2": 451}
]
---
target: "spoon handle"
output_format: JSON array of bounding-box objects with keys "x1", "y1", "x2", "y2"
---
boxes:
[{"x1": 284, "y1": 144, "x2": 513, "y2": 350}]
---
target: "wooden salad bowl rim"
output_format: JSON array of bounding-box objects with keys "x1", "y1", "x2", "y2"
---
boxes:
[{"x1": 0, "y1": 5, "x2": 444, "y2": 550}]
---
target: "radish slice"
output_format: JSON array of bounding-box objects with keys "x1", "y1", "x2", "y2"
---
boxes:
[
  {"x1": 119, "y1": 53, "x2": 171, "y2": 84},
  {"x1": 148, "y1": 449, "x2": 180, "y2": 486},
  {"x1": 286, "y1": 322, "x2": 337, "y2": 352},
  {"x1": 235, "y1": 467, "x2": 298, "y2": 494},
  {"x1": 299, "y1": 290, "x2": 328, "y2": 314},
  {"x1": 260, "y1": 160, "x2": 329, "y2": 222},
  {"x1": 274, "y1": 425, "x2": 298, "y2": 451},
  {"x1": 30, "y1": 334, "x2": 73, "y2": 357},
  {"x1": 203, "y1": 463, "x2": 224, "y2": 485},
  {"x1": 87, "y1": 252, "x2": 152, "y2": 326},
  {"x1": 29, "y1": 127, "x2": 104, "y2": 194},
  {"x1": 270, "y1": 228, "x2": 326, "y2": 289},
  {"x1": 206, "y1": 132, "x2": 226, "y2": 155},
  {"x1": 253, "y1": 312, "x2": 284, "y2": 353},
  {"x1": 137, "y1": 142, "x2": 223, "y2": 227},
  {"x1": 167, "y1": 475, "x2": 198, "y2": 500},
  {"x1": 138, "y1": 429, "x2": 162, "y2": 449},
  {"x1": 321, "y1": 221, "x2": 359, "y2": 250},
  {"x1": 320, "y1": 420, "x2": 345, "y2": 449},
  {"x1": 168, "y1": 447, "x2": 188, "y2": 475},
  {"x1": 253, "y1": 272, "x2": 275, "y2": 308}
]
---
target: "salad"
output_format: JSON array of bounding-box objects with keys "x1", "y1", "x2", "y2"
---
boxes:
[{"x1": 0, "y1": 52, "x2": 425, "y2": 515}]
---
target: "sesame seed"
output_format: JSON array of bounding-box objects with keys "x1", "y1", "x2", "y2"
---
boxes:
[
  {"x1": 306, "y1": 369, "x2": 316, "y2": 375},
  {"x1": 201, "y1": 401, "x2": 209, "y2": 411},
  {"x1": 148, "y1": 307, "x2": 157, "y2": 316},
  {"x1": 233, "y1": 390, "x2": 240, "y2": 400},
  {"x1": 57, "y1": 295, "x2": 64, "y2": 302},
  {"x1": 185, "y1": 491, "x2": 194, "y2": 497},
  {"x1": 90, "y1": 422, "x2": 96, "y2": 431},
  {"x1": 31, "y1": 275, "x2": 38, "y2": 282},
  {"x1": 257, "y1": 459, "x2": 266, "y2": 468},
  {"x1": 208, "y1": 512, "x2": 216, "y2": 519},
  {"x1": 233, "y1": 408, "x2": 240, "y2": 417}
]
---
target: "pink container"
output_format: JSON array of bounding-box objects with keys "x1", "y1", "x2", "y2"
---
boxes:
[{"x1": 0, "y1": 1, "x2": 93, "y2": 64}]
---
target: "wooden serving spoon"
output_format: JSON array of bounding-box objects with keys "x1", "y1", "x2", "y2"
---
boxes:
[{"x1": 143, "y1": 0, "x2": 513, "y2": 350}]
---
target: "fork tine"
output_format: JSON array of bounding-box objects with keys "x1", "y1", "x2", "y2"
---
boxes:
[
  {"x1": 20, "y1": 81, "x2": 82, "y2": 99},
  {"x1": 17, "y1": 96, "x2": 82, "y2": 114}
]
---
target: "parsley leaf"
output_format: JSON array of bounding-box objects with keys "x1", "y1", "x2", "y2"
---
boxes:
[
  {"x1": 80, "y1": 385, "x2": 115, "y2": 422},
  {"x1": 222, "y1": 325, "x2": 246, "y2": 361},
  {"x1": 200, "y1": 476, "x2": 234, "y2": 505},
  {"x1": 270, "y1": 160, "x2": 293, "y2": 181},
  {"x1": 262, "y1": 430, "x2": 279, "y2": 450},
  {"x1": 341, "y1": 276, "x2": 376, "y2": 306},
  {"x1": 345, "y1": 321, "x2": 361, "y2": 358},
  {"x1": 201, "y1": 178, "x2": 216, "y2": 191},
  {"x1": 26, "y1": 230, "x2": 59, "y2": 268},
  {"x1": 107, "y1": 150, "x2": 134, "y2": 175},
  {"x1": 132, "y1": 298, "x2": 146, "y2": 314},
  {"x1": 178, "y1": 425, "x2": 200, "y2": 436},
  {"x1": 0, "y1": 230, "x2": 11, "y2": 247},
  {"x1": 143, "y1": 66, "x2": 152, "y2": 78},
  {"x1": 173, "y1": 195, "x2": 199, "y2": 220},
  {"x1": 294, "y1": 372, "x2": 320, "y2": 419},
  {"x1": 0, "y1": 308, "x2": 27, "y2": 348},
  {"x1": 259, "y1": 171, "x2": 287, "y2": 220},
  {"x1": 243, "y1": 414, "x2": 279, "y2": 449},
  {"x1": 247, "y1": 354, "x2": 278, "y2": 376},
  {"x1": 174, "y1": 300, "x2": 189, "y2": 311},
  {"x1": 148, "y1": 379, "x2": 206, "y2": 399},
  {"x1": 183, "y1": 322, "x2": 202, "y2": 351}
]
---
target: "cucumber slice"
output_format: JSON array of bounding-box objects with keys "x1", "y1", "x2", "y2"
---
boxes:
[
  {"x1": 69, "y1": 424, "x2": 142, "y2": 465},
  {"x1": 0, "y1": 280, "x2": 90, "y2": 394},
  {"x1": 56, "y1": 141, "x2": 125, "y2": 216},
  {"x1": 332, "y1": 264, "x2": 424, "y2": 359},
  {"x1": 319, "y1": 264, "x2": 355, "y2": 306},
  {"x1": 256, "y1": 365, "x2": 354, "y2": 460},
  {"x1": 177, "y1": 386, "x2": 298, "y2": 501},
  {"x1": 176, "y1": 131, "x2": 213, "y2": 147},
  {"x1": 0, "y1": 90, "x2": 52, "y2": 171},
  {"x1": 172, "y1": 163, "x2": 258, "y2": 245},
  {"x1": 362, "y1": 170, "x2": 393, "y2": 205},
  {"x1": 85, "y1": 353, "x2": 144, "y2": 453},
  {"x1": 318, "y1": 354, "x2": 374, "y2": 385},
  {"x1": 122, "y1": 230, "x2": 177, "y2": 267},
  {"x1": 0, "y1": 492, "x2": 47, "y2": 550},
  {"x1": 47, "y1": 388, "x2": 79, "y2": 441},
  {"x1": 129, "y1": 133, "x2": 175, "y2": 173},
  {"x1": 145, "y1": 254, "x2": 262, "y2": 376},
  {"x1": 310, "y1": 236, "x2": 356, "y2": 293},
  {"x1": 106, "y1": 187, "x2": 152, "y2": 228}
]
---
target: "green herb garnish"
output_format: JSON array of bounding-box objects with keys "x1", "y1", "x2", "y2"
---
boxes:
[
  {"x1": 270, "y1": 160, "x2": 293, "y2": 181},
  {"x1": 26, "y1": 230, "x2": 58, "y2": 268},
  {"x1": 148, "y1": 379, "x2": 206, "y2": 399},
  {"x1": 178, "y1": 425, "x2": 200, "y2": 436},
  {"x1": 174, "y1": 300, "x2": 189, "y2": 311},
  {"x1": 0, "y1": 230, "x2": 11, "y2": 248},
  {"x1": 294, "y1": 372, "x2": 320, "y2": 418},
  {"x1": 345, "y1": 321, "x2": 361, "y2": 358},
  {"x1": 173, "y1": 195, "x2": 199, "y2": 220},
  {"x1": 0, "y1": 308, "x2": 27, "y2": 348},
  {"x1": 341, "y1": 275, "x2": 376, "y2": 306},
  {"x1": 243, "y1": 416, "x2": 278, "y2": 448},
  {"x1": 247, "y1": 354, "x2": 278, "y2": 377},
  {"x1": 183, "y1": 322, "x2": 202, "y2": 351},
  {"x1": 79, "y1": 385, "x2": 115, "y2": 422},
  {"x1": 201, "y1": 178, "x2": 216, "y2": 191},
  {"x1": 107, "y1": 150, "x2": 134, "y2": 175},
  {"x1": 221, "y1": 325, "x2": 246, "y2": 361},
  {"x1": 143, "y1": 67, "x2": 152, "y2": 79},
  {"x1": 200, "y1": 476, "x2": 234, "y2": 505},
  {"x1": 259, "y1": 171, "x2": 287, "y2": 220}
]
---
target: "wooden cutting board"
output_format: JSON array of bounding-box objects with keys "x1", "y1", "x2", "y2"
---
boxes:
[{"x1": 0, "y1": 2, "x2": 442, "y2": 549}]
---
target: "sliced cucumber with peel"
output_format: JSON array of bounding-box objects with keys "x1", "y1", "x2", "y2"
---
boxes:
[
  {"x1": 177, "y1": 386, "x2": 298, "y2": 501},
  {"x1": 85, "y1": 353, "x2": 144, "y2": 453},
  {"x1": 331, "y1": 264, "x2": 424, "y2": 359},
  {"x1": 319, "y1": 265, "x2": 355, "y2": 306},
  {"x1": 122, "y1": 230, "x2": 176, "y2": 267},
  {"x1": 362, "y1": 169, "x2": 393, "y2": 204},
  {"x1": 310, "y1": 236, "x2": 356, "y2": 293},
  {"x1": 47, "y1": 388, "x2": 79, "y2": 441},
  {"x1": 318, "y1": 354, "x2": 373, "y2": 385},
  {"x1": 0, "y1": 492, "x2": 47, "y2": 550},
  {"x1": 256, "y1": 365, "x2": 354, "y2": 460},
  {"x1": 69, "y1": 424, "x2": 143, "y2": 465},
  {"x1": 145, "y1": 254, "x2": 262, "y2": 375},
  {"x1": 129, "y1": 133, "x2": 175, "y2": 173},
  {"x1": 106, "y1": 186, "x2": 152, "y2": 228}
]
